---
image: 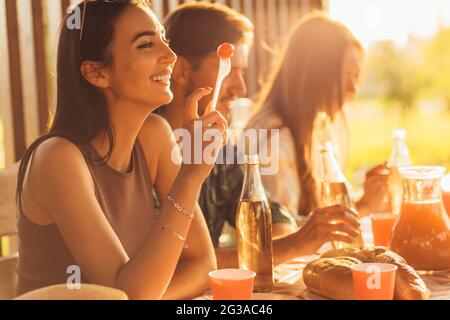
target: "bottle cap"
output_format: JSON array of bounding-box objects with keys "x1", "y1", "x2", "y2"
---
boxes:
[
  {"x1": 244, "y1": 154, "x2": 260, "y2": 165},
  {"x1": 393, "y1": 129, "x2": 407, "y2": 140},
  {"x1": 319, "y1": 141, "x2": 334, "y2": 154}
]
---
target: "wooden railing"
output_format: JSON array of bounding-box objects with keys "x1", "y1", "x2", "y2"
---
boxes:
[{"x1": 0, "y1": 0, "x2": 325, "y2": 166}]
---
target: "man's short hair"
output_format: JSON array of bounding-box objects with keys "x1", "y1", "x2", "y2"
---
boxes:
[{"x1": 164, "y1": 2, "x2": 254, "y2": 69}]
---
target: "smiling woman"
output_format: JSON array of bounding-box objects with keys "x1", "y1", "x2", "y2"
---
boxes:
[{"x1": 14, "y1": 0, "x2": 226, "y2": 300}]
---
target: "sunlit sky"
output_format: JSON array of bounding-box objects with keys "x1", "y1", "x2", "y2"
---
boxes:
[{"x1": 329, "y1": 0, "x2": 450, "y2": 48}]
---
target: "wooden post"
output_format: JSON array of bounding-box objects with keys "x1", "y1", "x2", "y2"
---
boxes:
[
  {"x1": 61, "y1": 0, "x2": 71, "y2": 17},
  {"x1": 5, "y1": 0, "x2": 26, "y2": 161},
  {"x1": 163, "y1": 0, "x2": 170, "y2": 17},
  {"x1": 310, "y1": 0, "x2": 325, "y2": 11},
  {"x1": 31, "y1": 0, "x2": 50, "y2": 134},
  {"x1": 0, "y1": 0, "x2": 14, "y2": 167}
]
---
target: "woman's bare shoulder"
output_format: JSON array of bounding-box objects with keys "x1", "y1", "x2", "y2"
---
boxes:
[
  {"x1": 31, "y1": 137, "x2": 87, "y2": 171},
  {"x1": 139, "y1": 114, "x2": 176, "y2": 152},
  {"x1": 25, "y1": 137, "x2": 93, "y2": 193},
  {"x1": 140, "y1": 114, "x2": 174, "y2": 138},
  {"x1": 138, "y1": 114, "x2": 177, "y2": 181},
  {"x1": 22, "y1": 137, "x2": 94, "y2": 223}
]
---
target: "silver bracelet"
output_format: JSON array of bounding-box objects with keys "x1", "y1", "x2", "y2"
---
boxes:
[
  {"x1": 153, "y1": 219, "x2": 189, "y2": 249},
  {"x1": 167, "y1": 194, "x2": 195, "y2": 220}
]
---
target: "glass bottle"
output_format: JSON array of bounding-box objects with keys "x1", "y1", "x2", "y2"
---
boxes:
[
  {"x1": 319, "y1": 142, "x2": 364, "y2": 249},
  {"x1": 388, "y1": 129, "x2": 412, "y2": 168},
  {"x1": 388, "y1": 129, "x2": 413, "y2": 215},
  {"x1": 389, "y1": 166, "x2": 450, "y2": 271},
  {"x1": 236, "y1": 155, "x2": 274, "y2": 292}
]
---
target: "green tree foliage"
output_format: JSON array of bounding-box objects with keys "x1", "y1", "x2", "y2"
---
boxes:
[
  {"x1": 359, "y1": 40, "x2": 424, "y2": 111},
  {"x1": 422, "y1": 27, "x2": 450, "y2": 109}
]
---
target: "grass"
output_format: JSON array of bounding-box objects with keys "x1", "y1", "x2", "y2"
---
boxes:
[{"x1": 346, "y1": 99, "x2": 450, "y2": 188}]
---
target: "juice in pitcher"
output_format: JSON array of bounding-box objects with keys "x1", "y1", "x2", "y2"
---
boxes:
[
  {"x1": 389, "y1": 166, "x2": 450, "y2": 271},
  {"x1": 443, "y1": 193, "x2": 450, "y2": 218},
  {"x1": 441, "y1": 174, "x2": 450, "y2": 218}
]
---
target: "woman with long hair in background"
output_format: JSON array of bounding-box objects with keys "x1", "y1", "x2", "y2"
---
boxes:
[{"x1": 247, "y1": 13, "x2": 390, "y2": 219}]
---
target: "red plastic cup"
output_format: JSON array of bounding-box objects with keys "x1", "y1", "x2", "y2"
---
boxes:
[
  {"x1": 370, "y1": 213, "x2": 397, "y2": 246},
  {"x1": 351, "y1": 263, "x2": 397, "y2": 300},
  {"x1": 208, "y1": 269, "x2": 256, "y2": 300}
]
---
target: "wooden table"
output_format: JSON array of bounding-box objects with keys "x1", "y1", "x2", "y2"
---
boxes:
[{"x1": 196, "y1": 218, "x2": 450, "y2": 300}]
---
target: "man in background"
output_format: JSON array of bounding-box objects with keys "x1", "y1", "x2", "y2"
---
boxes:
[{"x1": 157, "y1": 2, "x2": 331, "y2": 268}]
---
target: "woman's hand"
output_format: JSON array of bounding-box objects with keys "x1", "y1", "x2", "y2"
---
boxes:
[
  {"x1": 292, "y1": 205, "x2": 361, "y2": 256},
  {"x1": 357, "y1": 162, "x2": 391, "y2": 215},
  {"x1": 178, "y1": 87, "x2": 228, "y2": 181}
]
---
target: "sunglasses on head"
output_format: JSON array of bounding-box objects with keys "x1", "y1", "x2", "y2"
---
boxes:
[
  {"x1": 78, "y1": 0, "x2": 152, "y2": 61},
  {"x1": 79, "y1": 0, "x2": 128, "y2": 43}
]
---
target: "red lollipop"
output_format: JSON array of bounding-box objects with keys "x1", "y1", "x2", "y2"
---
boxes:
[{"x1": 217, "y1": 43, "x2": 235, "y2": 59}]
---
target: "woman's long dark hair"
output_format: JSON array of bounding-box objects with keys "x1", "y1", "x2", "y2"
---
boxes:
[{"x1": 16, "y1": 0, "x2": 151, "y2": 207}]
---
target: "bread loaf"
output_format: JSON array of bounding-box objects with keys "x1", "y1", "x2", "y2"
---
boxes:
[
  {"x1": 321, "y1": 247, "x2": 393, "y2": 263},
  {"x1": 303, "y1": 257, "x2": 360, "y2": 300},
  {"x1": 374, "y1": 252, "x2": 429, "y2": 300},
  {"x1": 303, "y1": 247, "x2": 429, "y2": 300}
]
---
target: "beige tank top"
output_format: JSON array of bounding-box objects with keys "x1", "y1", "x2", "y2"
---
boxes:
[{"x1": 16, "y1": 139, "x2": 157, "y2": 296}]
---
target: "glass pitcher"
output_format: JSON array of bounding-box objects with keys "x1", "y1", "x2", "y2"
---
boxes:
[{"x1": 389, "y1": 166, "x2": 450, "y2": 271}]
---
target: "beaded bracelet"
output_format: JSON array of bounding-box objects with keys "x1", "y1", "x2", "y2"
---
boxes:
[
  {"x1": 154, "y1": 219, "x2": 189, "y2": 249},
  {"x1": 167, "y1": 194, "x2": 195, "y2": 220}
]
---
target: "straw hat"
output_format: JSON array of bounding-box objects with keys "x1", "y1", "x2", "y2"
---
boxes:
[{"x1": 14, "y1": 284, "x2": 128, "y2": 300}]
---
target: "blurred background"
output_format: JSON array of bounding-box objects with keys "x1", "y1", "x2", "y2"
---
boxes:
[
  {"x1": 329, "y1": 0, "x2": 450, "y2": 186},
  {"x1": 1, "y1": 0, "x2": 450, "y2": 187}
]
